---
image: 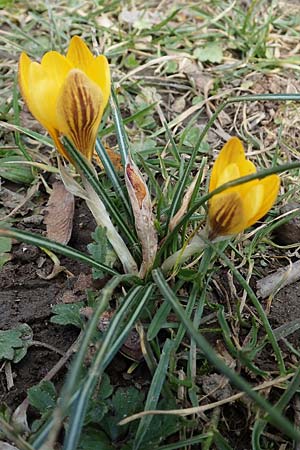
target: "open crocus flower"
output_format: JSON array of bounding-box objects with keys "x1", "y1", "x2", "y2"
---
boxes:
[
  {"x1": 19, "y1": 36, "x2": 110, "y2": 161},
  {"x1": 208, "y1": 137, "x2": 280, "y2": 239}
]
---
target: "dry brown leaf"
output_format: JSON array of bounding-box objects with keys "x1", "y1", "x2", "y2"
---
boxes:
[
  {"x1": 125, "y1": 155, "x2": 157, "y2": 278},
  {"x1": 44, "y1": 181, "x2": 75, "y2": 245},
  {"x1": 173, "y1": 96, "x2": 186, "y2": 113},
  {"x1": 179, "y1": 57, "x2": 213, "y2": 93},
  {"x1": 94, "y1": 146, "x2": 123, "y2": 172}
]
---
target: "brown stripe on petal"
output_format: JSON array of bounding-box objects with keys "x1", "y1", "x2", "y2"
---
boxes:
[
  {"x1": 56, "y1": 69, "x2": 103, "y2": 160},
  {"x1": 209, "y1": 192, "x2": 243, "y2": 239},
  {"x1": 215, "y1": 201, "x2": 236, "y2": 228}
]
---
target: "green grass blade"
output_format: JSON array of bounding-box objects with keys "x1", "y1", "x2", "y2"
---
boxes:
[
  {"x1": 213, "y1": 430, "x2": 234, "y2": 450},
  {"x1": 0, "y1": 226, "x2": 118, "y2": 276},
  {"x1": 0, "y1": 417, "x2": 35, "y2": 450},
  {"x1": 152, "y1": 268, "x2": 300, "y2": 443},
  {"x1": 95, "y1": 138, "x2": 132, "y2": 218},
  {"x1": 63, "y1": 284, "x2": 153, "y2": 450},
  {"x1": 12, "y1": 76, "x2": 33, "y2": 162},
  {"x1": 252, "y1": 366, "x2": 300, "y2": 449},
  {"x1": 133, "y1": 338, "x2": 176, "y2": 450},
  {"x1": 98, "y1": 103, "x2": 156, "y2": 139},
  {"x1": 136, "y1": 153, "x2": 164, "y2": 204},
  {"x1": 59, "y1": 275, "x2": 129, "y2": 411},
  {"x1": 101, "y1": 283, "x2": 154, "y2": 368},
  {"x1": 157, "y1": 433, "x2": 211, "y2": 449},
  {"x1": 147, "y1": 301, "x2": 172, "y2": 341},
  {"x1": 199, "y1": 236, "x2": 285, "y2": 374},
  {"x1": 110, "y1": 87, "x2": 130, "y2": 167},
  {"x1": 31, "y1": 279, "x2": 144, "y2": 449},
  {"x1": 62, "y1": 138, "x2": 139, "y2": 251},
  {"x1": 163, "y1": 119, "x2": 181, "y2": 164},
  {"x1": 1, "y1": 123, "x2": 53, "y2": 147}
]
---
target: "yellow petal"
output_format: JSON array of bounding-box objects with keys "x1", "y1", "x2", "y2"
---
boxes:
[
  {"x1": 19, "y1": 52, "x2": 31, "y2": 101},
  {"x1": 66, "y1": 36, "x2": 94, "y2": 71},
  {"x1": 66, "y1": 36, "x2": 111, "y2": 109},
  {"x1": 209, "y1": 137, "x2": 246, "y2": 192},
  {"x1": 56, "y1": 69, "x2": 103, "y2": 160},
  {"x1": 232, "y1": 160, "x2": 258, "y2": 197},
  {"x1": 243, "y1": 184, "x2": 265, "y2": 222},
  {"x1": 85, "y1": 55, "x2": 111, "y2": 108},
  {"x1": 209, "y1": 191, "x2": 247, "y2": 238},
  {"x1": 216, "y1": 162, "x2": 240, "y2": 187},
  {"x1": 19, "y1": 51, "x2": 72, "y2": 133},
  {"x1": 245, "y1": 175, "x2": 280, "y2": 228}
]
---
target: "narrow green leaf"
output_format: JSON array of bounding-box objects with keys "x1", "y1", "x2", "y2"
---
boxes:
[
  {"x1": 157, "y1": 433, "x2": 211, "y2": 450},
  {"x1": 163, "y1": 120, "x2": 180, "y2": 164},
  {"x1": 63, "y1": 284, "x2": 153, "y2": 450},
  {"x1": 13, "y1": 75, "x2": 33, "y2": 162},
  {"x1": 62, "y1": 138, "x2": 139, "y2": 251},
  {"x1": 133, "y1": 339, "x2": 175, "y2": 450},
  {"x1": 252, "y1": 366, "x2": 300, "y2": 448},
  {"x1": 109, "y1": 88, "x2": 130, "y2": 167},
  {"x1": 213, "y1": 430, "x2": 234, "y2": 450},
  {"x1": 200, "y1": 236, "x2": 285, "y2": 374},
  {"x1": 95, "y1": 138, "x2": 132, "y2": 218},
  {"x1": 31, "y1": 276, "x2": 133, "y2": 450},
  {"x1": 152, "y1": 268, "x2": 300, "y2": 443},
  {"x1": 98, "y1": 103, "x2": 156, "y2": 139},
  {"x1": 147, "y1": 301, "x2": 172, "y2": 341},
  {"x1": 0, "y1": 226, "x2": 119, "y2": 276}
]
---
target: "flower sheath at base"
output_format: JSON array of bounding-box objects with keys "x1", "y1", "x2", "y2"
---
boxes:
[
  {"x1": 208, "y1": 137, "x2": 280, "y2": 239},
  {"x1": 18, "y1": 36, "x2": 110, "y2": 161}
]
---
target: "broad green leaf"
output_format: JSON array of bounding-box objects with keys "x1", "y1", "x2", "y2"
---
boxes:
[
  {"x1": 78, "y1": 427, "x2": 114, "y2": 450},
  {"x1": 84, "y1": 374, "x2": 113, "y2": 425},
  {"x1": 50, "y1": 303, "x2": 85, "y2": 328},
  {"x1": 112, "y1": 387, "x2": 145, "y2": 421},
  {"x1": 102, "y1": 387, "x2": 145, "y2": 441},
  {"x1": 0, "y1": 156, "x2": 34, "y2": 184},
  {"x1": 141, "y1": 398, "x2": 180, "y2": 449},
  {"x1": 28, "y1": 381, "x2": 57, "y2": 412},
  {"x1": 87, "y1": 227, "x2": 116, "y2": 280},
  {"x1": 0, "y1": 252, "x2": 11, "y2": 268},
  {"x1": 0, "y1": 236, "x2": 11, "y2": 253},
  {"x1": 194, "y1": 42, "x2": 223, "y2": 63},
  {"x1": 0, "y1": 324, "x2": 33, "y2": 363}
]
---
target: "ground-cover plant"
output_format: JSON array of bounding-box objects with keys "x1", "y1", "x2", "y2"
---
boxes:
[{"x1": 1, "y1": 2, "x2": 300, "y2": 450}]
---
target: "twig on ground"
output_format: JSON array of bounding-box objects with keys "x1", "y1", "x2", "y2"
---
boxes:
[{"x1": 256, "y1": 259, "x2": 300, "y2": 299}]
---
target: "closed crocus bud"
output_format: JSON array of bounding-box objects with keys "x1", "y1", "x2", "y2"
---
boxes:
[
  {"x1": 208, "y1": 137, "x2": 280, "y2": 239},
  {"x1": 18, "y1": 36, "x2": 110, "y2": 162},
  {"x1": 125, "y1": 155, "x2": 157, "y2": 278}
]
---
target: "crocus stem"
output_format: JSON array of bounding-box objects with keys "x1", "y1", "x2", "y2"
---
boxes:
[
  {"x1": 161, "y1": 234, "x2": 207, "y2": 273},
  {"x1": 82, "y1": 175, "x2": 138, "y2": 275}
]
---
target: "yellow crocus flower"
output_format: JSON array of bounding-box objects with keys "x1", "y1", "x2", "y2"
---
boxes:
[
  {"x1": 208, "y1": 137, "x2": 280, "y2": 239},
  {"x1": 19, "y1": 36, "x2": 110, "y2": 161}
]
